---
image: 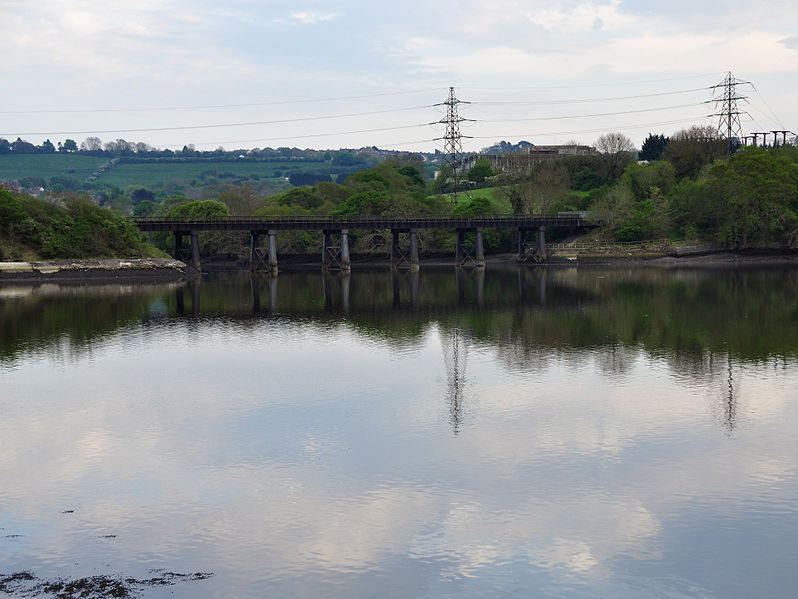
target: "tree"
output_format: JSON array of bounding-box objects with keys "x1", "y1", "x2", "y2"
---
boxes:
[
  {"x1": 132, "y1": 200, "x2": 157, "y2": 217},
  {"x1": 662, "y1": 125, "x2": 727, "y2": 179},
  {"x1": 467, "y1": 157, "x2": 494, "y2": 184},
  {"x1": 595, "y1": 132, "x2": 635, "y2": 182},
  {"x1": 397, "y1": 165, "x2": 425, "y2": 187},
  {"x1": 61, "y1": 138, "x2": 78, "y2": 153},
  {"x1": 0, "y1": 138, "x2": 10, "y2": 154},
  {"x1": 11, "y1": 137, "x2": 36, "y2": 153},
  {"x1": 668, "y1": 147, "x2": 798, "y2": 246},
  {"x1": 217, "y1": 185, "x2": 263, "y2": 216},
  {"x1": 289, "y1": 172, "x2": 332, "y2": 187},
  {"x1": 49, "y1": 176, "x2": 80, "y2": 191},
  {"x1": 38, "y1": 139, "x2": 56, "y2": 154},
  {"x1": 595, "y1": 131, "x2": 635, "y2": 155},
  {"x1": 639, "y1": 133, "x2": 669, "y2": 161},
  {"x1": 131, "y1": 188, "x2": 156, "y2": 205},
  {"x1": 80, "y1": 137, "x2": 102, "y2": 152},
  {"x1": 332, "y1": 151, "x2": 362, "y2": 166}
]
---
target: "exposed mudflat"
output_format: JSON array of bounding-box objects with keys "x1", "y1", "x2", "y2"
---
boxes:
[{"x1": 0, "y1": 259, "x2": 189, "y2": 283}]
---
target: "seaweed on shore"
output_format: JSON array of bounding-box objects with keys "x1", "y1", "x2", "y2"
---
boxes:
[{"x1": 0, "y1": 570, "x2": 213, "y2": 598}]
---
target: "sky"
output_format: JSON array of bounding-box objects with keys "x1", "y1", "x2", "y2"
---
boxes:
[{"x1": 1, "y1": 0, "x2": 796, "y2": 153}]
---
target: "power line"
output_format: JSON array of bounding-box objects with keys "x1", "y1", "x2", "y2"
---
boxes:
[
  {"x1": 0, "y1": 88, "x2": 446, "y2": 115},
  {"x1": 173, "y1": 123, "x2": 431, "y2": 147},
  {"x1": 466, "y1": 115, "x2": 712, "y2": 141},
  {"x1": 476, "y1": 102, "x2": 707, "y2": 123},
  {"x1": 751, "y1": 87, "x2": 785, "y2": 130},
  {"x1": 471, "y1": 87, "x2": 709, "y2": 106},
  {"x1": 0, "y1": 105, "x2": 435, "y2": 137},
  {"x1": 460, "y1": 72, "x2": 724, "y2": 92}
]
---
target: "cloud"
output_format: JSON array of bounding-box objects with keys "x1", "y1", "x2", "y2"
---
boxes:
[
  {"x1": 524, "y1": 0, "x2": 639, "y2": 34},
  {"x1": 781, "y1": 36, "x2": 798, "y2": 50},
  {"x1": 399, "y1": 29, "x2": 798, "y2": 79},
  {"x1": 277, "y1": 10, "x2": 340, "y2": 25}
]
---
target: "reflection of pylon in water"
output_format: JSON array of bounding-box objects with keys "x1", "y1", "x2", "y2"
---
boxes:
[
  {"x1": 441, "y1": 326, "x2": 467, "y2": 434},
  {"x1": 724, "y1": 355, "x2": 737, "y2": 434}
]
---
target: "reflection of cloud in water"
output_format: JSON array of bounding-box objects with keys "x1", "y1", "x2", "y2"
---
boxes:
[
  {"x1": 408, "y1": 496, "x2": 659, "y2": 579},
  {"x1": 3, "y1": 315, "x2": 798, "y2": 596}
]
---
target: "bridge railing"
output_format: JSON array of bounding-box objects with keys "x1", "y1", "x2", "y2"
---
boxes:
[
  {"x1": 547, "y1": 240, "x2": 672, "y2": 251},
  {"x1": 130, "y1": 214, "x2": 601, "y2": 225}
]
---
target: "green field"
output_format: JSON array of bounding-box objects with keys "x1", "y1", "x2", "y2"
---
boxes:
[
  {"x1": 0, "y1": 154, "x2": 363, "y2": 192},
  {"x1": 0, "y1": 154, "x2": 107, "y2": 182},
  {"x1": 96, "y1": 160, "x2": 347, "y2": 187}
]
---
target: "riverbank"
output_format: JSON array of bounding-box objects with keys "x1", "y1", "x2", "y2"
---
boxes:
[
  {"x1": 0, "y1": 258, "x2": 189, "y2": 283},
  {"x1": 1, "y1": 248, "x2": 797, "y2": 283},
  {"x1": 544, "y1": 246, "x2": 798, "y2": 268}
]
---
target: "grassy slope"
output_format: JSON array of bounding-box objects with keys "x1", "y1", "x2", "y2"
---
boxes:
[
  {"x1": 0, "y1": 154, "x2": 107, "y2": 182},
  {"x1": 433, "y1": 186, "x2": 514, "y2": 214},
  {"x1": 0, "y1": 155, "x2": 354, "y2": 189},
  {"x1": 96, "y1": 160, "x2": 360, "y2": 188}
]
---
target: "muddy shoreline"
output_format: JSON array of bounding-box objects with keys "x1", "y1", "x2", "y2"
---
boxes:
[
  {"x1": 1, "y1": 249, "x2": 797, "y2": 284},
  {"x1": 0, "y1": 258, "x2": 190, "y2": 284}
]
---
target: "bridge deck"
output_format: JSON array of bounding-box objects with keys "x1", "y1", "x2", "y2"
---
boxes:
[{"x1": 132, "y1": 215, "x2": 591, "y2": 232}]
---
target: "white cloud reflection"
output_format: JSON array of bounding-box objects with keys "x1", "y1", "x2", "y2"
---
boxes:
[{"x1": 2, "y1": 320, "x2": 798, "y2": 596}]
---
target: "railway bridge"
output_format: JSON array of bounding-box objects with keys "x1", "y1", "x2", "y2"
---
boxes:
[{"x1": 132, "y1": 214, "x2": 595, "y2": 272}]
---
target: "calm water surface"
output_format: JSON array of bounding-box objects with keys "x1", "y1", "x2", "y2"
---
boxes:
[{"x1": 2, "y1": 266, "x2": 798, "y2": 598}]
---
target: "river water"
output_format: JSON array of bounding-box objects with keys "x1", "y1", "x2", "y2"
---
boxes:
[{"x1": 2, "y1": 266, "x2": 798, "y2": 598}]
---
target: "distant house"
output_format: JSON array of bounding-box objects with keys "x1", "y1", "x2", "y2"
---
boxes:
[{"x1": 461, "y1": 144, "x2": 597, "y2": 173}]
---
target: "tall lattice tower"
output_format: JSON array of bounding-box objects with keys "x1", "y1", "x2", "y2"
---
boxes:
[
  {"x1": 436, "y1": 87, "x2": 471, "y2": 204},
  {"x1": 710, "y1": 71, "x2": 750, "y2": 154}
]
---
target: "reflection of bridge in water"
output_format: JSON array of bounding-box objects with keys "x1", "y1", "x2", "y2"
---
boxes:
[
  {"x1": 173, "y1": 267, "x2": 551, "y2": 317},
  {"x1": 134, "y1": 214, "x2": 593, "y2": 272}
]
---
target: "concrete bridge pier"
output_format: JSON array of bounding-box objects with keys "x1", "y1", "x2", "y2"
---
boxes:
[
  {"x1": 409, "y1": 229, "x2": 419, "y2": 270},
  {"x1": 517, "y1": 226, "x2": 547, "y2": 263},
  {"x1": 390, "y1": 229, "x2": 420, "y2": 270},
  {"x1": 174, "y1": 231, "x2": 185, "y2": 262},
  {"x1": 475, "y1": 228, "x2": 485, "y2": 268},
  {"x1": 537, "y1": 226, "x2": 546, "y2": 258},
  {"x1": 322, "y1": 229, "x2": 351, "y2": 271},
  {"x1": 341, "y1": 229, "x2": 351, "y2": 271},
  {"x1": 173, "y1": 230, "x2": 201, "y2": 271},
  {"x1": 456, "y1": 228, "x2": 485, "y2": 267},
  {"x1": 268, "y1": 230, "x2": 278, "y2": 273},
  {"x1": 188, "y1": 230, "x2": 201, "y2": 271},
  {"x1": 174, "y1": 230, "x2": 200, "y2": 270},
  {"x1": 250, "y1": 230, "x2": 279, "y2": 274}
]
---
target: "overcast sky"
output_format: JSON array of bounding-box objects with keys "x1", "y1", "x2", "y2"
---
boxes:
[{"x1": 1, "y1": 0, "x2": 796, "y2": 152}]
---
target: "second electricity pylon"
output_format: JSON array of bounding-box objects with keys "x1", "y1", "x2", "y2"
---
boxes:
[
  {"x1": 435, "y1": 87, "x2": 472, "y2": 205},
  {"x1": 709, "y1": 71, "x2": 751, "y2": 155}
]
